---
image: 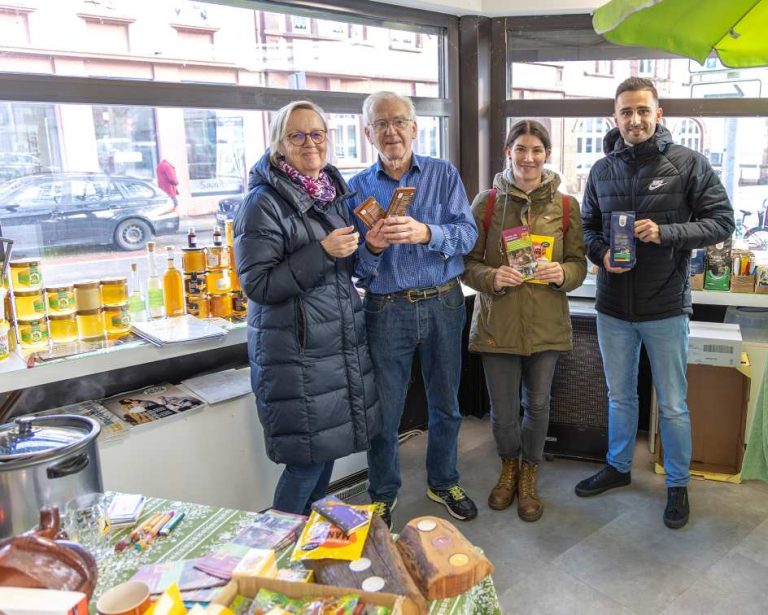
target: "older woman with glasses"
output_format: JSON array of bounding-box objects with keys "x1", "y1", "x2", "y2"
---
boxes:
[
  {"x1": 462, "y1": 119, "x2": 586, "y2": 522},
  {"x1": 234, "y1": 100, "x2": 381, "y2": 516}
]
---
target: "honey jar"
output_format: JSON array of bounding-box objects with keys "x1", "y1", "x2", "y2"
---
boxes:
[
  {"x1": 103, "y1": 304, "x2": 131, "y2": 338},
  {"x1": 182, "y1": 248, "x2": 206, "y2": 273},
  {"x1": 206, "y1": 245, "x2": 230, "y2": 270},
  {"x1": 45, "y1": 284, "x2": 76, "y2": 314},
  {"x1": 229, "y1": 263, "x2": 240, "y2": 291},
  {"x1": 16, "y1": 316, "x2": 49, "y2": 349},
  {"x1": 231, "y1": 291, "x2": 247, "y2": 319},
  {"x1": 74, "y1": 281, "x2": 102, "y2": 311},
  {"x1": 9, "y1": 259, "x2": 43, "y2": 290},
  {"x1": 209, "y1": 293, "x2": 232, "y2": 319},
  {"x1": 206, "y1": 269, "x2": 231, "y2": 295},
  {"x1": 101, "y1": 277, "x2": 128, "y2": 307},
  {"x1": 13, "y1": 289, "x2": 46, "y2": 320},
  {"x1": 76, "y1": 308, "x2": 105, "y2": 340},
  {"x1": 183, "y1": 272, "x2": 207, "y2": 296},
  {"x1": 47, "y1": 313, "x2": 78, "y2": 344},
  {"x1": 186, "y1": 294, "x2": 210, "y2": 319}
]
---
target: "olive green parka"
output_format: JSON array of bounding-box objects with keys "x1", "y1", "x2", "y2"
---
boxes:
[{"x1": 462, "y1": 169, "x2": 587, "y2": 356}]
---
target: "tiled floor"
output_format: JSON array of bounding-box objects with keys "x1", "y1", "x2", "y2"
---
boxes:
[{"x1": 377, "y1": 416, "x2": 768, "y2": 615}]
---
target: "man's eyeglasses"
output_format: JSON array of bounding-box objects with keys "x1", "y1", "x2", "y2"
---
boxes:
[
  {"x1": 286, "y1": 130, "x2": 327, "y2": 147},
  {"x1": 370, "y1": 117, "x2": 413, "y2": 133}
]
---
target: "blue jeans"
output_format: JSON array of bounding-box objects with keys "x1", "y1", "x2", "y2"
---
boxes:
[
  {"x1": 273, "y1": 460, "x2": 334, "y2": 516},
  {"x1": 364, "y1": 284, "x2": 465, "y2": 502},
  {"x1": 482, "y1": 350, "x2": 561, "y2": 463},
  {"x1": 596, "y1": 313, "x2": 691, "y2": 487}
]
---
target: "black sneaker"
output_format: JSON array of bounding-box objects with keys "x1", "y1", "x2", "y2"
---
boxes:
[
  {"x1": 664, "y1": 487, "x2": 689, "y2": 529},
  {"x1": 371, "y1": 498, "x2": 397, "y2": 531},
  {"x1": 574, "y1": 465, "x2": 631, "y2": 497},
  {"x1": 427, "y1": 485, "x2": 478, "y2": 521}
]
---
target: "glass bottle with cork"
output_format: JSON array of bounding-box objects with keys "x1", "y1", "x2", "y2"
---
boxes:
[
  {"x1": 127, "y1": 262, "x2": 147, "y2": 323},
  {"x1": 163, "y1": 246, "x2": 185, "y2": 317},
  {"x1": 146, "y1": 241, "x2": 165, "y2": 319}
]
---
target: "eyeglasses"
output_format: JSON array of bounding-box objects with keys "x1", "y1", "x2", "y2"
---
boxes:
[
  {"x1": 286, "y1": 130, "x2": 327, "y2": 147},
  {"x1": 369, "y1": 117, "x2": 413, "y2": 133}
]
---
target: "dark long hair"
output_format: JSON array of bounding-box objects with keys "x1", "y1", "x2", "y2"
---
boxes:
[{"x1": 504, "y1": 119, "x2": 552, "y2": 152}]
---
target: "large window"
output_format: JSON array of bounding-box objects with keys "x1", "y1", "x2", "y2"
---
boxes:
[{"x1": 183, "y1": 110, "x2": 245, "y2": 196}]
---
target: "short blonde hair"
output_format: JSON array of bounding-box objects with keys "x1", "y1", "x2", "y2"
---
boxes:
[
  {"x1": 269, "y1": 100, "x2": 328, "y2": 165},
  {"x1": 362, "y1": 91, "x2": 416, "y2": 126}
]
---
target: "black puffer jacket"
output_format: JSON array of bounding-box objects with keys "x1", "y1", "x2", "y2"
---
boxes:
[
  {"x1": 582, "y1": 125, "x2": 734, "y2": 321},
  {"x1": 234, "y1": 151, "x2": 381, "y2": 466}
]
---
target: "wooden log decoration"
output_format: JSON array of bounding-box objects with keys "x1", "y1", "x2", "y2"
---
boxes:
[
  {"x1": 303, "y1": 515, "x2": 428, "y2": 615},
  {"x1": 395, "y1": 516, "x2": 494, "y2": 601}
]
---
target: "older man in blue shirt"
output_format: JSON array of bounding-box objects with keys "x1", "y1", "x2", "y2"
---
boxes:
[{"x1": 348, "y1": 91, "x2": 478, "y2": 529}]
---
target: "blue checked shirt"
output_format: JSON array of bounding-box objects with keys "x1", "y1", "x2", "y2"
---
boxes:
[{"x1": 348, "y1": 154, "x2": 478, "y2": 294}]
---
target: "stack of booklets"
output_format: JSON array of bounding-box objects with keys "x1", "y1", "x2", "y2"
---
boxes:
[
  {"x1": 130, "y1": 314, "x2": 227, "y2": 346},
  {"x1": 194, "y1": 509, "x2": 306, "y2": 580},
  {"x1": 130, "y1": 559, "x2": 228, "y2": 603},
  {"x1": 107, "y1": 493, "x2": 146, "y2": 529},
  {"x1": 38, "y1": 400, "x2": 131, "y2": 442},
  {"x1": 100, "y1": 382, "x2": 206, "y2": 428}
]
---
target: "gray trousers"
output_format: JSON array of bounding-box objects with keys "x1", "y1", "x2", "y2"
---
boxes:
[{"x1": 481, "y1": 351, "x2": 561, "y2": 463}]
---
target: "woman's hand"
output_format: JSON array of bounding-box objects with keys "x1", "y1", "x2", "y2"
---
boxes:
[
  {"x1": 321, "y1": 226, "x2": 359, "y2": 258},
  {"x1": 534, "y1": 261, "x2": 564, "y2": 286},
  {"x1": 493, "y1": 265, "x2": 524, "y2": 291}
]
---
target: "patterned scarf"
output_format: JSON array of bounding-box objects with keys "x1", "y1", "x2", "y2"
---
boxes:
[{"x1": 276, "y1": 158, "x2": 337, "y2": 206}]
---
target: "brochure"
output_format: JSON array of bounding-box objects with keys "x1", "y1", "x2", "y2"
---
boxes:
[
  {"x1": 310, "y1": 496, "x2": 371, "y2": 535},
  {"x1": 181, "y1": 367, "x2": 252, "y2": 405},
  {"x1": 38, "y1": 400, "x2": 131, "y2": 441},
  {"x1": 527, "y1": 234, "x2": 555, "y2": 285},
  {"x1": 129, "y1": 559, "x2": 227, "y2": 594},
  {"x1": 290, "y1": 510, "x2": 370, "y2": 562},
  {"x1": 100, "y1": 382, "x2": 205, "y2": 428},
  {"x1": 130, "y1": 314, "x2": 227, "y2": 346},
  {"x1": 501, "y1": 225, "x2": 536, "y2": 280}
]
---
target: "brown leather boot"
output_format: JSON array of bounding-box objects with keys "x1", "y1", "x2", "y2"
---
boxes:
[
  {"x1": 518, "y1": 461, "x2": 543, "y2": 522},
  {"x1": 488, "y1": 458, "x2": 519, "y2": 510}
]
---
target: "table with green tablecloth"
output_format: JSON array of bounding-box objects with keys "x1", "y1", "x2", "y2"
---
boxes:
[{"x1": 91, "y1": 495, "x2": 502, "y2": 614}]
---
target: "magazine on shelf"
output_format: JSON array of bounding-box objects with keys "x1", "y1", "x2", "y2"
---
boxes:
[
  {"x1": 100, "y1": 382, "x2": 206, "y2": 428},
  {"x1": 130, "y1": 314, "x2": 227, "y2": 346},
  {"x1": 181, "y1": 367, "x2": 252, "y2": 405},
  {"x1": 37, "y1": 400, "x2": 131, "y2": 441}
]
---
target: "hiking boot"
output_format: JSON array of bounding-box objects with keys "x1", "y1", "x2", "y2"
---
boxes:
[
  {"x1": 518, "y1": 461, "x2": 543, "y2": 522},
  {"x1": 427, "y1": 485, "x2": 478, "y2": 521},
  {"x1": 488, "y1": 457, "x2": 519, "y2": 510},
  {"x1": 574, "y1": 465, "x2": 631, "y2": 497},
  {"x1": 371, "y1": 498, "x2": 397, "y2": 531},
  {"x1": 664, "y1": 487, "x2": 690, "y2": 529}
]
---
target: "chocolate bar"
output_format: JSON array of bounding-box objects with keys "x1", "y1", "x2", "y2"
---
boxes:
[
  {"x1": 386, "y1": 187, "x2": 415, "y2": 218},
  {"x1": 353, "y1": 197, "x2": 385, "y2": 229}
]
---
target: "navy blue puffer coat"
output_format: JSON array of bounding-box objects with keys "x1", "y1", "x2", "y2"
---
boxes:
[
  {"x1": 234, "y1": 151, "x2": 381, "y2": 466},
  {"x1": 582, "y1": 125, "x2": 734, "y2": 321}
]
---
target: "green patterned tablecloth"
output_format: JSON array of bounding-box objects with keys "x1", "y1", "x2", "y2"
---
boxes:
[{"x1": 92, "y1": 495, "x2": 502, "y2": 615}]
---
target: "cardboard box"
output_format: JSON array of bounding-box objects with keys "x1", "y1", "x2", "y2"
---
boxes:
[
  {"x1": 688, "y1": 321, "x2": 742, "y2": 367},
  {"x1": 0, "y1": 588, "x2": 88, "y2": 615},
  {"x1": 212, "y1": 576, "x2": 407, "y2": 615},
  {"x1": 655, "y1": 355, "x2": 750, "y2": 478}
]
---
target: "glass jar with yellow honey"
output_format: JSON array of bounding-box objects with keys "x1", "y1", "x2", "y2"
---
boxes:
[
  {"x1": 101, "y1": 277, "x2": 128, "y2": 307},
  {"x1": 47, "y1": 313, "x2": 78, "y2": 344},
  {"x1": 231, "y1": 291, "x2": 247, "y2": 319},
  {"x1": 103, "y1": 304, "x2": 131, "y2": 338},
  {"x1": 76, "y1": 308, "x2": 105, "y2": 341},
  {"x1": 13, "y1": 289, "x2": 46, "y2": 320},
  {"x1": 9, "y1": 259, "x2": 43, "y2": 290},
  {"x1": 206, "y1": 269, "x2": 231, "y2": 295},
  {"x1": 186, "y1": 294, "x2": 210, "y2": 319},
  {"x1": 74, "y1": 281, "x2": 102, "y2": 311},
  {"x1": 17, "y1": 316, "x2": 49, "y2": 349},
  {"x1": 182, "y1": 248, "x2": 206, "y2": 273},
  {"x1": 45, "y1": 284, "x2": 76, "y2": 314},
  {"x1": 206, "y1": 246, "x2": 230, "y2": 270},
  {"x1": 209, "y1": 293, "x2": 232, "y2": 319}
]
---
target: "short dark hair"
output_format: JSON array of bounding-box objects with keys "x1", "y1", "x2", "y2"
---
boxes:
[
  {"x1": 615, "y1": 77, "x2": 658, "y2": 102},
  {"x1": 504, "y1": 119, "x2": 551, "y2": 151}
]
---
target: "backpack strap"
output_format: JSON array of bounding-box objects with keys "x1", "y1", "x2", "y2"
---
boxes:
[
  {"x1": 483, "y1": 188, "x2": 497, "y2": 235},
  {"x1": 562, "y1": 193, "x2": 570, "y2": 236}
]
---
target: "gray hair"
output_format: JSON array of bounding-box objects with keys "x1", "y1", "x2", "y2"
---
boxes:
[
  {"x1": 362, "y1": 91, "x2": 416, "y2": 126},
  {"x1": 269, "y1": 100, "x2": 328, "y2": 165}
]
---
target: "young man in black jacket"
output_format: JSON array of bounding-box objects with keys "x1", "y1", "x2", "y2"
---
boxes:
[{"x1": 576, "y1": 77, "x2": 735, "y2": 529}]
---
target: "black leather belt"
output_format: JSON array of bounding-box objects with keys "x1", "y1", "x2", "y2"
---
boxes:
[{"x1": 383, "y1": 278, "x2": 459, "y2": 303}]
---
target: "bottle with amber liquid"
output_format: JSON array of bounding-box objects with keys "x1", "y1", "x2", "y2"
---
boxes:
[
  {"x1": 146, "y1": 242, "x2": 165, "y2": 319},
  {"x1": 163, "y1": 246, "x2": 185, "y2": 317}
]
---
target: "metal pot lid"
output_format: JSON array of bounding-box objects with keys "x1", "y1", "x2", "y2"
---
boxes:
[{"x1": 0, "y1": 415, "x2": 95, "y2": 461}]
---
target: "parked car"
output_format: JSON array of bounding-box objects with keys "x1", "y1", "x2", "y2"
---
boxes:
[{"x1": 0, "y1": 172, "x2": 180, "y2": 252}]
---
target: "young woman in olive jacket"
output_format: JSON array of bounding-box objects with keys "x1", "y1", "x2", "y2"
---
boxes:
[{"x1": 462, "y1": 120, "x2": 586, "y2": 521}]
